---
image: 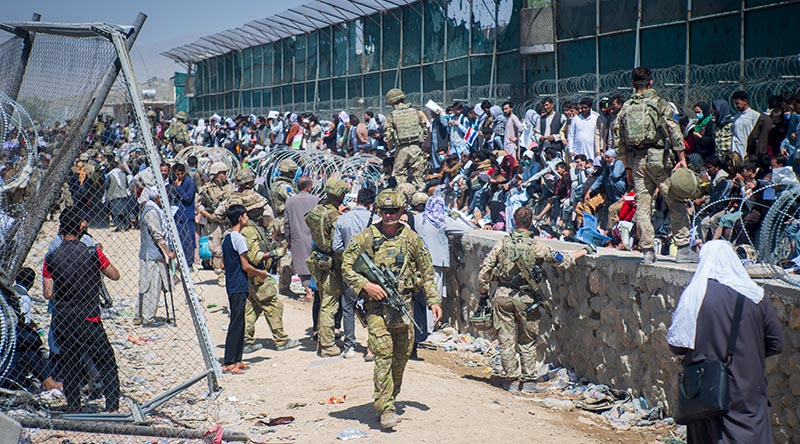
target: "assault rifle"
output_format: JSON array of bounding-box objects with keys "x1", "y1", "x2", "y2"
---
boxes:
[
  {"x1": 510, "y1": 263, "x2": 551, "y2": 316},
  {"x1": 353, "y1": 252, "x2": 422, "y2": 333}
]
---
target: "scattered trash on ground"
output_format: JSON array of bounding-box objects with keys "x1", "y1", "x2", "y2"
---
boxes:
[
  {"x1": 423, "y1": 326, "x2": 679, "y2": 434},
  {"x1": 337, "y1": 428, "x2": 369, "y2": 440},
  {"x1": 319, "y1": 394, "x2": 347, "y2": 405},
  {"x1": 286, "y1": 402, "x2": 308, "y2": 409},
  {"x1": 266, "y1": 416, "x2": 295, "y2": 426}
]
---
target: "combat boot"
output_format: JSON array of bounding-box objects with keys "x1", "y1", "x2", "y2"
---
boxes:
[
  {"x1": 501, "y1": 379, "x2": 521, "y2": 392},
  {"x1": 317, "y1": 344, "x2": 340, "y2": 358},
  {"x1": 380, "y1": 411, "x2": 399, "y2": 429},
  {"x1": 642, "y1": 250, "x2": 656, "y2": 265}
]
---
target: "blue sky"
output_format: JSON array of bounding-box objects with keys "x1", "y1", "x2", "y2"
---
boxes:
[{"x1": 3, "y1": 0, "x2": 308, "y2": 79}]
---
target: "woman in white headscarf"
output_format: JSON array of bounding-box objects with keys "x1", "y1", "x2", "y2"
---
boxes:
[
  {"x1": 521, "y1": 109, "x2": 540, "y2": 149},
  {"x1": 667, "y1": 240, "x2": 783, "y2": 443}
]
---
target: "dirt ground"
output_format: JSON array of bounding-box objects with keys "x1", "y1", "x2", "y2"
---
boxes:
[
  {"x1": 17, "y1": 221, "x2": 670, "y2": 443},
  {"x1": 195, "y1": 268, "x2": 668, "y2": 444}
]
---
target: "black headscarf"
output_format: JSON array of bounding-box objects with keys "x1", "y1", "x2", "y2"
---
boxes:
[{"x1": 712, "y1": 99, "x2": 733, "y2": 127}]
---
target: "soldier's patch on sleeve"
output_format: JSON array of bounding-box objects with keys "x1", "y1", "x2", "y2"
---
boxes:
[
  {"x1": 551, "y1": 251, "x2": 564, "y2": 262},
  {"x1": 286, "y1": 186, "x2": 293, "y2": 194}
]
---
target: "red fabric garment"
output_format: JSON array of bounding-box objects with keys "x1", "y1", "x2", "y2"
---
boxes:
[{"x1": 619, "y1": 191, "x2": 636, "y2": 222}]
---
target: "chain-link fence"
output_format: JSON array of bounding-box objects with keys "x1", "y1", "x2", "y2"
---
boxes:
[{"x1": 0, "y1": 16, "x2": 229, "y2": 443}]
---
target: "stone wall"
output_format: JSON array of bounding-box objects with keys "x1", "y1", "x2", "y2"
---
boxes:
[{"x1": 442, "y1": 230, "x2": 800, "y2": 443}]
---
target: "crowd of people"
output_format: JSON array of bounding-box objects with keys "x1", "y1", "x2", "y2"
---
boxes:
[{"x1": 0, "y1": 65, "x2": 793, "y2": 435}]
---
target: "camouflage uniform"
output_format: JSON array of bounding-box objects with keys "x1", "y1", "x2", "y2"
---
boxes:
[
  {"x1": 199, "y1": 164, "x2": 234, "y2": 285},
  {"x1": 477, "y1": 230, "x2": 575, "y2": 382},
  {"x1": 270, "y1": 159, "x2": 298, "y2": 292},
  {"x1": 613, "y1": 88, "x2": 689, "y2": 251},
  {"x1": 238, "y1": 200, "x2": 290, "y2": 347},
  {"x1": 341, "y1": 190, "x2": 440, "y2": 419},
  {"x1": 305, "y1": 179, "x2": 349, "y2": 356},
  {"x1": 384, "y1": 89, "x2": 428, "y2": 188},
  {"x1": 170, "y1": 112, "x2": 190, "y2": 148}
]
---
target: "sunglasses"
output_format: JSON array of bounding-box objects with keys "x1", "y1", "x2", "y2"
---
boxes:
[{"x1": 381, "y1": 208, "x2": 401, "y2": 215}]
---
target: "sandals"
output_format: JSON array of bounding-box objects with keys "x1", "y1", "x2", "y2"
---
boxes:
[
  {"x1": 236, "y1": 362, "x2": 250, "y2": 370},
  {"x1": 222, "y1": 364, "x2": 245, "y2": 374}
]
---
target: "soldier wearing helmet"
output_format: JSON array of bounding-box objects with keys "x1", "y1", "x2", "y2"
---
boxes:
[
  {"x1": 304, "y1": 178, "x2": 351, "y2": 357},
  {"x1": 229, "y1": 190, "x2": 301, "y2": 354},
  {"x1": 270, "y1": 158, "x2": 298, "y2": 216},
  {"x1": 476, "y1": 207, "x2": 592, "y2": 394},
  {"x1": 341, "y1": 188, "x2": 442, "y2": 430},
  {"x1": 384, "y1": 88, "x2": 429, "y2": 189},
  {"x1": 170, "y1": 111, "x2": 190, "y2": 148},
  {"x1": 199, "y1": 162, "x2": 235, "y2": 286},
  {"x1": 269, "y1": 158, "x2": 299, "y2": 294}
]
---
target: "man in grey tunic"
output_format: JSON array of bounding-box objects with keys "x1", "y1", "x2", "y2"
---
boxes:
[
  {"x1": 283, "y1": 176, "x2": 319, "y2": 300},
  {"x1": 137, "y1": 187, "x2": 176, "y2": 326}
]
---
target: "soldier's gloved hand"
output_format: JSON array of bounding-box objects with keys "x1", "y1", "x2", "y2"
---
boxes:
[{"x1": 581, "y1": 243, "x2": 597, "y2": 255}]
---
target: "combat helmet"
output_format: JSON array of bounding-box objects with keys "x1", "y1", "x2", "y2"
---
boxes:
[
  {"x1": 410, "y1": 192, "x2": 429, "y2": 207},
  {"x1": 385, "y1": 88, "x2": 406, "y2": 105},
  {"x1": 278, "y1": 158, "x2": 298, "y2": 173},
  {"x1": 325, "y1": 178, "x2": 350, "y2": 197},
  {"x1": 375, "y1": 189, "x2": 406, "y2": 210},
  {"x1": 176, "y1": 111, "x2": 187, "y2": 121},
  {"x1": 209, "y1": 162, "x2": 228, "y2": 175},
  {"x1": 235, "y1": 167, "x2": 256, "y2": 185},
  {"x1": 669, "y1": 168, "x2": 699, "y2": 201}
]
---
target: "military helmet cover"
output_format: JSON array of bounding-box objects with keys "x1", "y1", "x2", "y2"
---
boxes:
[
  {"x1": 385, "y1": 88, "x2": 406, "y2": 105},
  {"x1": 325, "y1": 178, "x2": 350, "y2": 196},
  {"x1": 375, "y1": 189, "x2": 406, "y2": 209},
  {"x1": 232, "y1": 191, "x2": 268, "y2": 212},
  {"x1": 278, "y1": 158, "x2": 299, "y2": 173},
  {"x1": 410, "y1": 192, "x2": 429, "y2": 207},
  {"x1": 669, "y1": 168, "x2": 699, "y2": 201},
  {"x1": 176, "y1": 111, "x2": 187, "y2": 120},
  {"x1": 235, "y1": 167, "x2": 255, "y2": 185},
  {"x1": 209, "y1": 162, "x2": 228, "y2": 175}
]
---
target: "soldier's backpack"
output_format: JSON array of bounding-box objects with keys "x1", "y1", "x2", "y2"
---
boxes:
[
  {"x1": 392, "y1": 107, "x2": 423, "y2": 145},
  {"x1": 305, "y1": 205, "x2": 334, "y2": 252},
  {"x1": 620, "y1": 95, "x2": 663, "y2": 147}
]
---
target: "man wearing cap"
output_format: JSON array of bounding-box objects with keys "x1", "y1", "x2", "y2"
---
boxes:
[
  {"x1": 580, "y1": 149, "x2": 627, "y2": 229},
  {"x1": 234, "y1": 187, "x2": 300, "y2": 354},
  {"x1": 613, "y1": 66, "x2": 695, "y2": 264},
  {"x1": 271, "y1": 158, "x2": 299, "y2": 294},
  {"x1": 341, "y1": 189, "x2": 442, "y2": 429},
  {"x1": 305, "y1": 178, "x2": 350, "y2": 357},
  {"x1": 136, "y1": 187, "x2": 176, "y2": 327},
  {"x1": 199, "y1": 162, "x2": 234, "y2": 285},
  {"x1": 384, "y1": 88, "x2": 428, "y2": 188}
]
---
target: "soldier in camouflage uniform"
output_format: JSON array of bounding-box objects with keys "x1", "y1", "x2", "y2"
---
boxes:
[
  {"x1": 170, "y1": 111, "x2": 191, "y2": 149},
  {"x1": 342, "y1": 189, "x2": 442, "y2": 430},
  {"x1": 231, "y1": 177, "x2": 301, "y2": 354},
  {"x1": 305, "y1": 178, "x2": 350, "y2": 357},
  {"x1": 270, "y1": 158, "x2": 298, "y2": 294},
  {"x1": 384, "y1": 88, "x2": 428, "y2": 189},
  {"x1": 612, "y1": 66, "x2": 694, "y2": 265},
  {"x1": 477, "y1": 207, "x2": 591, "y2": 393},
  {"x1": 199, "y1": 162, "x2": 234, "y2": 286}
]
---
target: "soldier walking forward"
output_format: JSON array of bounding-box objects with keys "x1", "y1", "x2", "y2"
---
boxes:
[{"x1": 342, "y1": 189, "x2": 442, "y2": 430}]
